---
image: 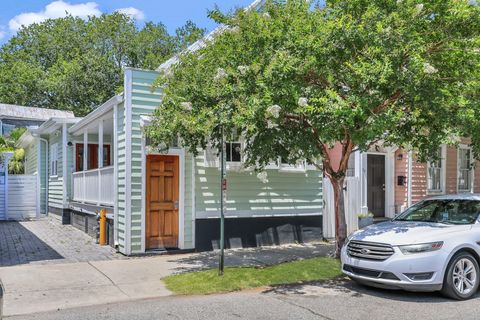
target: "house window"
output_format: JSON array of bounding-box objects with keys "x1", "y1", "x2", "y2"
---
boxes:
[
  {"x1": 279, "y1": 157, "x2": 306, "y2": 172},
  {"x1": 427, "y1": 148, "x2": 443, "y2": 193},
  {"x1": 458, "y1": 147, "x2": 473, "y2": 192},
  {"x1": 226, "y1": 142, "x2": 242, "y2": 163},
  {"x1": 50, "y1": 143, "x2": 58, "y2": 176},
  {"x1": 75, "y1": 144, "x2": 111, "y2": 171}
]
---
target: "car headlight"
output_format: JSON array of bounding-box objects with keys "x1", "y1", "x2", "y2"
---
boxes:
[
  {"x1": 398, "y1": 241, "x2": 443, "y2": 255},
  {"x1": 344, "y1": 233, "x2": 354, "y2": 248}
]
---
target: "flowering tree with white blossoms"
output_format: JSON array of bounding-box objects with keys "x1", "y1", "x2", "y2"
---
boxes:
[{"x1": 147, "y1": 0, "x2": 480, "y2": 256}]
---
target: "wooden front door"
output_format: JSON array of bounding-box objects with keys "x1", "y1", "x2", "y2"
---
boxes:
[
  {"x1": 146, "y1": 155, "x2": 179, "y2": 249},
  {"x1": 367, "y1": 154, "x2": 386, "y2": 218}
]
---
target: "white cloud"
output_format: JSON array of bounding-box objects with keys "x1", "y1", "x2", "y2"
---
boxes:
[
  {"x1": 0, "y1": 26, "x2": 6, "y2": 40},
  {"x1": 115, "y1": 7, "x2": 145, "y2": 20},
  {"x1": 8, "y1": 1, "x2": 102, "y2": 32}
]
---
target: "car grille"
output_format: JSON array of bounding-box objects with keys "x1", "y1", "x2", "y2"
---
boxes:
[
  {"x1": 347, "y1": 240, "x2": 394, "y2": 261},
  {"x1": 343, "y1": 264, "x2": 400, "y2": 281}
]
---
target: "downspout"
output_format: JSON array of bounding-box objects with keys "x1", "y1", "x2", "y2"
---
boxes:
[
  {"x1": 407, "y1": 150, "x2": 413, "y2": 208},
  {"x1": 37, "y1": 136, "x2": 49, "y2": 216}
]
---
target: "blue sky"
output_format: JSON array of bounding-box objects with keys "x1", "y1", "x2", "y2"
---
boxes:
[{"x1": 0, "y1": 0, "x2": 255, "y2": 44}]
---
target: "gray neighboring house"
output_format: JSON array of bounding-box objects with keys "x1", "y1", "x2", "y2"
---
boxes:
[{"x1": 0, "y1": 103, "x2": 74, "y2": 136}]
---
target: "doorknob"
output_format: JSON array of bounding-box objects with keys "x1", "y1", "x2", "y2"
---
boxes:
[
  {"x1": 382, "y1": 184, "x2": 385, "y2": 191},
  {"x1": 174, "y1": 201, "x2": 179, "y2": 209}
]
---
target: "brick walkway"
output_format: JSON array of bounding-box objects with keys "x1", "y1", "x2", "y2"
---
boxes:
[{"x1": 0, "y1": 219, "x2": 124, "y2": 267}]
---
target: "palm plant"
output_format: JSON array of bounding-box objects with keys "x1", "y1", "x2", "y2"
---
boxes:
[{"x1": 1, "y1": 127, "x2": 27, "y2": 174}]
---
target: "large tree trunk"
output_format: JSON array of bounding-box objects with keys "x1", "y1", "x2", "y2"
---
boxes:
[{"x1": 330, "y1": 176, "x2": 347, "y2": 258}]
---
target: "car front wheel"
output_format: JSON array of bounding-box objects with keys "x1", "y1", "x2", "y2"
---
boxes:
[{"x1": 441, "y1": 252, "x2": 480, "y2": 300}]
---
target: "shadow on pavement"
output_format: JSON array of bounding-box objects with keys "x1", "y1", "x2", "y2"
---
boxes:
[
  {"x1": 264, "y1": 276, "x2": 480, "y2": 303},
  {"x1": 0, "y1": 221, "x2": 63, "y2": 267},
  {"x1": 169, "y1": 243, "x2": 335, "y2": 273}
]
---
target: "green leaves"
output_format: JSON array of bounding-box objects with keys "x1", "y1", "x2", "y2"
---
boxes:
[
  {"x1": 0, "y1": 14, "x2": 205, "y2": 116},
  {"x1": 148, "y1": 0, "x2": 480, "y2": 169}
]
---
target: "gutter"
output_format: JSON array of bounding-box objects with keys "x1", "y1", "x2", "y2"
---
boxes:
[{"x1": 36, "y1": 135, "x2": 49, "y2": 216}]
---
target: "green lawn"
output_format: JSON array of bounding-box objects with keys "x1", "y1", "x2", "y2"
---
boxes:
[{"x1": 162, "y1": 257, "x2": 341, "y2": 295}]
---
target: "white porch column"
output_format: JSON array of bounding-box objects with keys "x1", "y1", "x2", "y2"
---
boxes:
[
  {"x1": 98, "y1": 120, "x2": 104, "y2": 169},
  {"x1": 360, "y1": 152, "x2": 369, "y2": 213},
  {"x1": 83, "y1": 130, "x2": 88, "y2": 203},
  {"x1": 97, "y1": 121, "x2": 103, "y2": 206}
]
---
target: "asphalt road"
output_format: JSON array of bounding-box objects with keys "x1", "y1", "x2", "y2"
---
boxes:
[{"x1": 8, "y1": 279, "x2": 480, "y2": 320}]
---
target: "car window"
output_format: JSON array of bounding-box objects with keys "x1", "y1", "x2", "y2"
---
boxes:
[{"x1": 395, "y1": 200, "x2": 480, "y2": 225}]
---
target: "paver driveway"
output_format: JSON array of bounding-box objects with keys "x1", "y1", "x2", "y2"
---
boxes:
[{"x1": 0, "y1": 218, "x2": 123, "y2": 266}]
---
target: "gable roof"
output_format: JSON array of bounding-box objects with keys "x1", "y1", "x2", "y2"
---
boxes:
[
  {"x1": 156, "y1": 0, "x2": 265, "y2": 72},
  {"x1": 0, "y1": 103, "x2": 75, "y2": 121}
]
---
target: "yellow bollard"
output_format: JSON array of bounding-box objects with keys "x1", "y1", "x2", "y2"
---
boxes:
[{"x1": 99, "y1": 208, "x2": 107, "y2": 246}]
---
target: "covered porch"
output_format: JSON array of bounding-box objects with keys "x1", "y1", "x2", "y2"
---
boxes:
[{"x1": 68, "y1": 95, "x2": 121, "y2": 207}]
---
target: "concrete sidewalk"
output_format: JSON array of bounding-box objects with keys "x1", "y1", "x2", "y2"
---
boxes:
[
  {"x1": 0, "y1": 243, "x2": 333, "y2": 317},
  {"x1": 0, "y1": 255, "x2": 193, "y2": 317}
]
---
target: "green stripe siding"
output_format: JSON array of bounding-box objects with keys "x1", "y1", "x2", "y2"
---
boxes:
[
  {"x1": 116, "y1": 102, "x2": 126, "y2": 251},
  {"x1": 118, "y1": 68, "x2": 195, "y2": 254},
  {"x1": 24, "y1": 141, "x2": 37, "y2": 175},
  {"x1": 195, "y1": 153, "x2": 323, "y2": 219},
  {"x1": 46, "y1": 131, "x2": 64, "y2": 209}
]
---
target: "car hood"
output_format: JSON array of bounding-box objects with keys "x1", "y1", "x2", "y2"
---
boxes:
[{"x1": 350, "y1": 221, "x2": 472, "y2": 246}]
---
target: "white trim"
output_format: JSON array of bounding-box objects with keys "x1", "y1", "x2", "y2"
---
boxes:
[
  {"x1": 36, "y1": 137, "x2": 41, "y2": 217},
  {"x1": 191, "y1": 154, "x2": 196, "y2": 249},
  {"x1": 407, "y1": 150, "x2": 413, "y2": 207},
  {"x1": 365, "y1": 151, "x2": 396, "y2": 218},
  {"x1": 3, "y1": 153, "x2": 13, "y2": 219},
  {"x1": 62, "y1": 123, "x2": 67, "y2": 207},
  {"x1": 426, "y1": 145, "x2": 447, "y2": 195},
  {"x1": 124, "y1": 69, "x2": 133, "y2": 255},
  {"x1": 113, "y1": 103, "x2": 119, "y2": 248},
  {"x1": 140, "y1": 133, "x2": 146, "y2": 253},
  {"x1": 69, "y1": 94, "x2": 122, "y2": 134},
  {"x1": 196, "y1": 209, "x2": 322, "y2": 219},
  {"x1": 457, "y1": 144, "x2": 474, "y2": 193},
  {"x1": 141, "y1": 146, "x2": 186, "y2": 251},
  {"x1": 385, "y1": 150, "x2": 395, "y2": 218}
]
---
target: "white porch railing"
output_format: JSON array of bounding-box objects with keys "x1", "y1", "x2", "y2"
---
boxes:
[{"x1": 72, "y1": 166, "x2": 114, "y2": 206}]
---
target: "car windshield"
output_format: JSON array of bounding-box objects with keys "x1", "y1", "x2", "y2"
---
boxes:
[{"x1": 394, "y1": 199, "x2": 480, "y2": 225}]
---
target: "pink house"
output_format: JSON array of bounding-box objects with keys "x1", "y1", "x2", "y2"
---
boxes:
[{"x1": 326, "y1": 139, "x2": 480, "y2": 222}]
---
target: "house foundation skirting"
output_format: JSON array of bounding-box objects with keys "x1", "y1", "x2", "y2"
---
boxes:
[
  {"x1": 69, "y1": 209, "x2": 115, "y2": 247},
  {"x1": 48, "y1": 206, "x2": 70, "y2": 225},
  {"x1": 49, "y1": 203, "x2": 115, "y2": 248},
  {"x1": 195, "y1": 215, "x2": 323, "y2": 252}
]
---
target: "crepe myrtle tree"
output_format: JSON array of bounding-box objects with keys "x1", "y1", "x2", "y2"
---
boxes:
[{"x1": 146, "y1": 0, "x2": 480, "y2": 256}]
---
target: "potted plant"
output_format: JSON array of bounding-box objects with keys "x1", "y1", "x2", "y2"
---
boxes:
[{"x1": 358, "y1": 212, "x2": 374, "y2": 229}]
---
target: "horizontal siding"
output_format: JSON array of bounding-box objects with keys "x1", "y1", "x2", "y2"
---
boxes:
[
  {"x1": 24, "y1": 141, "x2": 38, "y2": 175},
  {"x1": 195, "y1": 152, "x2": 323, "y2": 219},
  {"x1": 116, "y1": 102, "x2": 126, "y2": 251},
  {"x1": 129, "y1": 69, "x2": 164, "y2": 253}
]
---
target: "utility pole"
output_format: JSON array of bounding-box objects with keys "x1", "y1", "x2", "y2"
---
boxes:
[{"x1": 219, "y1": 125, "x2": 226, "y2": 275}]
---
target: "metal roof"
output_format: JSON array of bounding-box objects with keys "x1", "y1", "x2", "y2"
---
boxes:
[{"x1": 0, "y1": 103, "x2": 75, "y2": 121}]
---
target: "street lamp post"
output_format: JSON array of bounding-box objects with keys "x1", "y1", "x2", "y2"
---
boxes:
[{"x1": 219, "y1": 125, "x2": 226, "y2": 275}]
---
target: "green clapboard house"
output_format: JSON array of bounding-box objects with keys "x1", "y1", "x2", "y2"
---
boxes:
[{"x1": 18, "y1": 0, "x2": 323, "y2": 255}]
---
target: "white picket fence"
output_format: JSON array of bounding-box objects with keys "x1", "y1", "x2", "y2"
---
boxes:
[
  {"x1": 1, "y1": 174, "x2": 39, "y2": 220},
  {"x1": 323, "y1": 177, "x2": 362, "y2": 238}
]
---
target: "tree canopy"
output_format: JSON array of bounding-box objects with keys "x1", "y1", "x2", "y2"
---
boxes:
[
  {"x1": 147, "y1": 0, "x2": 480, "y2": 254},
  {"x1": 0, "y1": 13, "x2": 205, "y2": 116}
]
